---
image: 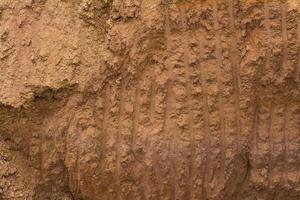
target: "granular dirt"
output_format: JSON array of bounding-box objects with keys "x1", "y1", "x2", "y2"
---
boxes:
[{"x1": 0, "y1": 0, "x2": 300, "y2": 199}]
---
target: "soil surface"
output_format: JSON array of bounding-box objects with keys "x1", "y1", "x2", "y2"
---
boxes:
[{"x1": 0, "y1": 0, "x2": 300, "y2": 199}]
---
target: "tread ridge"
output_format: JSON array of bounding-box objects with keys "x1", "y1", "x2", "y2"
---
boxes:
[
  {"x1": 75, "y1": 131, "x2": 81, "y2": 198},
  {"x1": 131, "y1": 79, "x2": 147, "y2": 199},
  {"x1": 39, "y1": 131, "x2": 43, "y2": 182},
  {"x1": 150, "y1": 79, "x2": 156, "y2": 124},
  {"x1": 281, "y1": 1, "x2": 288, "y2": 72},
  {"x1": 180, "y1": 5, "x2": 195, "y2": 199},
  {"x1": 163, "y1": 5, "x2": 176, "y2": 199},
  {"x1": 228, "y1": 0, "x2": 241, "y2": 152},
  {"x1": 213, "y1": 1, "x2": 226, "y2": 184},
  {"x1": 283, "y1": 104, "x2": 289, "y2": 185},
  {"x1": 253, "y1": 104, "x2": 260, "y2": 157},
  {"x1": 116, "y1": 73, "x2": 126, "y2": 200},
  {"x1": 132, "y1": 80, "x2": 141, "y2": 153},
  {"x1": 267, "y1": 104, "x2": 274, "y2": 186},
  {"x1": 100, "y1": 85, "x2": 110, "y2": 193},
  {"x1": 148, "y1": 78, "x2": 161, "y2": 200},
  {"x1": 103, "y1": 86, "x2": 110, "y2": 144},
  {"x1": 199, "y1": 40, "x2": 211, "y2": 200},
  {"x1": 297, "y1": 16, "x2": 300, "y2": 81}
]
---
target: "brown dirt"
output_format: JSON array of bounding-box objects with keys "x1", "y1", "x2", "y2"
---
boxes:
[{"x1": 0, "y1": 0, "x2": 300, "y2": 199}]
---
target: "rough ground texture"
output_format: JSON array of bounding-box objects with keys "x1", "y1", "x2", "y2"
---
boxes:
[{"x1": 0, "y1": 0, "x2": 300, "y2": 199}]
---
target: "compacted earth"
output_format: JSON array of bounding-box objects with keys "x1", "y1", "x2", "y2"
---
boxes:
[{"x1": 0, "y1": 0, "x2": 300, "y2": 199}]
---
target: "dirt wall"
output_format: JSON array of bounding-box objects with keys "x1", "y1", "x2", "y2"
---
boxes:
[{"x1": 0, "y1": 0, "x2": 300, "y2": 199}]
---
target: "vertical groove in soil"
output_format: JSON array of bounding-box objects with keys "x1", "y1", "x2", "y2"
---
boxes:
[
  {"x1": 267, "y1": 104, "x2": 274, "y2": 186},
  {"x1": 163, "y1": 4, "x2": 176, "y2": 199},
  {"x1": 253, "y1": 105, "x2": 260, "y2": 157},
  {"x1": 228, "y1": 0, "x2": 241, "y2": 152},
  {"x1": 149, "y1": 78, "x2": 161, "y2": 200},
  {"x1": 213, "y1": 1, "x2": 226, "y2": 185},
  {"x1": 180, "y1": 5, "x2": 195, "y2": 199},
  {"x1": 199, "y1": 42, "x2": 211, "y2": 200},
  {"x1": 283, "y1": 104, "x2": 289, "y2": 185},
  {"x1": 116, "y1": 73, "x2": 126, "y2": 200},
  {"x1": 75, "y1": 134, "x2": 80, "y2": 197},
  {"x1": 281, "y1": 1, "x2": 288, "y2": 72},
  {"x1": 39, "y1": 131, "x2": 43, "y2": 183},
  {"x1": 131, "y1": 78, "x2": 147, "y2": 199},
  {"x1": 297, "y1": 14, "x2": 300, "y2": 81}
]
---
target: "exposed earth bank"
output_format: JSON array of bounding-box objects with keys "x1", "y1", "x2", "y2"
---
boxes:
[{"x1": 0, "y1": 0, "x2": 300, "y2": 199}]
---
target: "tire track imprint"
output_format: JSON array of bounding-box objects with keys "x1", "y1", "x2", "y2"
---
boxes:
[
  {"x1": 228, "y1": 0, "x2": 241, "y2": 152},
  {"x1": 148, "y1": 78, "x2": 162, "y2": 200},
  {"x1": 283, "y1": 104, "x2": 289, "y2": 186},
  {"x1": 297, "y1": 16, "x2": 300, "y2": 81},
  {"x1": 264, "y1": 0, "x2": 271, "y2": 37},
  {"x1": 131, "y1": 78, "x2": 148, "y2": 199},
  {"x1": 103, "y1": 85, "x2": 110, "y2": 145},
  {"x1": 163, "y1": 4, "x2": 177, "y2": 199},
  {"x1": 153, "y1": 149, "x2": 162, "y2": 200},
  {"x1": 281, "y1": 1, "x2": 289, "y2": 185},
  {"x1": 39, "y1": 131, "x2": 44, "y2": 183},
  {"x1": 253, "y1": 104, "x2": 260, "y2": 157},
  {"x1": 199, "y1": 40, "x2": 211, "y2": 200},
  {"x1": 213, "y1": 0, "x2": 226, "y2": 184},
  {"x1": 99, "y1": 85, "x2": 110, "y2": 195},
  {"x1": 149, "y1": 79, "x2": 156, "y2": 124},
  {"x1": 163, "y1": 81, "x2": 176, "y2": 200},
  {"x1": 75, "y1": 127, "x2": 81, "y2": 198},
  {"x1": 180, "y1": 4, "x2": 195, "y2": 199},
  {"x1": 264, "y1": 1, "x2": 273, "y2": 186},
  {"x1": 102, "y1": 85, "x2": 110, "y2": 157},
  {"x1": 281, "y1": 1, "x2": 288, "y2": 72},
  {"x1": 267, "y1": 104, "x2": 274, "y2": 186},
  {"x1": 132, "y1": 79, "x2": 141, "y2": 154},
  {"x1": 65, "y1": 122, "x2": 71, "y2": 194},
  {"x1": 116, "y1": 72, "x2": 127, "y2": 200}
]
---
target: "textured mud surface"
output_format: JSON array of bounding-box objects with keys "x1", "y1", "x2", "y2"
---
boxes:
[{"x1": 0, "y1": 0, "x2": 300, "y2": 199}]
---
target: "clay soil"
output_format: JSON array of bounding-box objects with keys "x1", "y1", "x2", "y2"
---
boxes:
[{"x1": 0, "y1": 0, "x2": 300, "y2": 199}]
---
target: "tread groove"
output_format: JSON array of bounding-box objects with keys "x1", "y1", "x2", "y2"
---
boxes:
[
  {"x1": 116, "y1": 73, "x2": 126, "y2": 200},
  {"x1": 75, "y1": 133, "x2": 81, "y2": 198},
  {"x1": 253, "y1": 104, "x2": 260, "y2": 157},
  {"x1": 297, "y1": 17, "x2": 300, "y2": 81},
  {"x1": 283, "y1": 104, "x2": 289, "y2": 185},
  {"x1": 228, "y1": 0, "x2": 241, "y2": 152},
  {"x1": 163, "y1": 5, "x2": 176, "y2": 199},
  {"x1": 100, "y1": 85, "x2": 110, "y2": 192},
  {"x1": 150, "y1": 79, "x2": 156, "y2": 124},
  {"x1": 163, "y1": 81, "x2": 175, "y2": 199},
  {"x1": 132, "y1": 80, "x2": 141, "y2": 153},
  {"x1": 199, "y1": 41, "x2": 211, "y2": 200},
  {"x1": 149, "y1": 78, "x2": 161, "y2": 200},
  {"x1": 39, "y1": 131, "x2": 44, "y2": 184},
  {"x1": 213, "y1": 1, "x2": 226, "y2": 184},
  {"x1": 180, "y1": 5, "x2": 195, "y2": 199},
  {"x1": 131, "y1": 79, "x2": 147, "y2": 199},
  {"x1": 103, "y1": 86, "x2": 110, "y2": 144},
  {"x1": 281, "y1": 1, "x2": 288, "y2": 72},
  {"x1": 264, "y1": 0, "x2": 271, "y2": 61},
  {"x1": 267, "y1": 104, "x2": 274, "y2": 186}
]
